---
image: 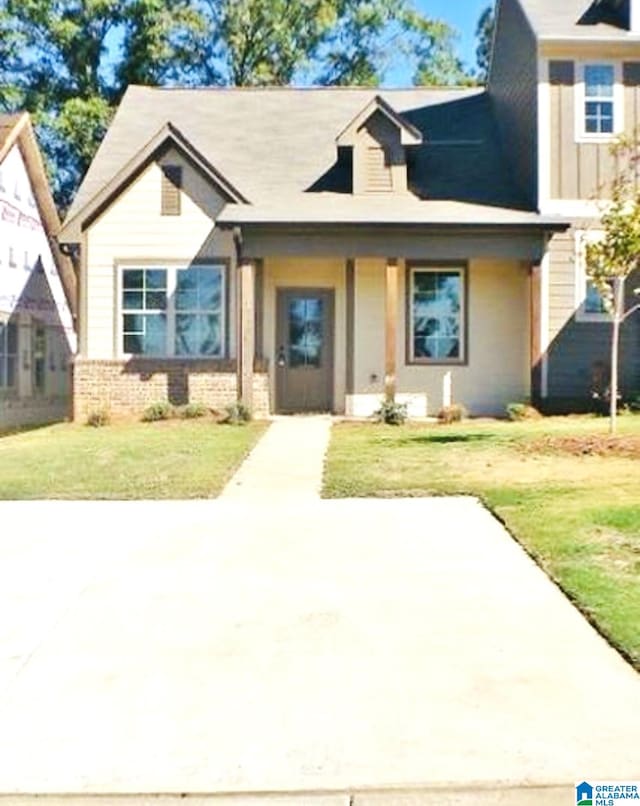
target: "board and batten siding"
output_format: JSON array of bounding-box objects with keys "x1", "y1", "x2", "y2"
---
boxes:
[
  {"x1": 487, "y1": 0, "x2": 539, "y2": 207},
  {"x1": 84, "y1": 147, "x2": 236, "y2": 360},
  {"x1": 545, "y1": 228, "x2": 640, "y2": 402},
  {"x1": 548, "y1": 60, "x2": 640, "y2": 200}
]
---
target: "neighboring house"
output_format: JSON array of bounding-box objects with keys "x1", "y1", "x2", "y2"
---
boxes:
[
  {"x1": 60, "y1": 0, "x2": 640, "y2": 420},
  {"x1": 0, "y1": 113, "x2": 77, "y2": 429}
]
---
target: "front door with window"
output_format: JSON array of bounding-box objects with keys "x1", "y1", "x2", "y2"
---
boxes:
[{"x1": 276, "y1": 289, "x2": 334, "y2": 413}]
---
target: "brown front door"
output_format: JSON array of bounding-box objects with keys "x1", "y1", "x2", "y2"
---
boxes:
[{"x1": 276, "y1": 288, "x2": 334, "y2": 413}]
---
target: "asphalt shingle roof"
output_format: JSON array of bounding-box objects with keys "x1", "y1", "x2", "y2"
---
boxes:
[
  {"x1": 517, "y1": 0, "x2": 640, "y2": 39},
  {"x1": 65, "y1": 84, "x2": 537, "y2": 229}
]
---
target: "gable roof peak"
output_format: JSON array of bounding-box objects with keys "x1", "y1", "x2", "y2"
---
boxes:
[{"x1": 335, "y1": 94, "x2": 423, "y2": 147}]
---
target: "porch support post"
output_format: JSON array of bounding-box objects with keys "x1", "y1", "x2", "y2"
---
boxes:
[
  {"x1": 530, "y1": 238, "x2": 550, "y2": 404},
  {"x1": 385, "y1": 258, "x2": 399, "y2": 402},
  {"x1": 238, "y1": 259, "x2": 255, "y2": 410}
]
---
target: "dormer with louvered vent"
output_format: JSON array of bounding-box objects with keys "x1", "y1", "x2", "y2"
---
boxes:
[{"x1": 336, "y1": 96, "x2": 423, "y2": 195}]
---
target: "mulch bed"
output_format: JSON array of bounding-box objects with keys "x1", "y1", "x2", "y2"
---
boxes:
[{"x1": 524, "y1": 434, "x2": 640, "y2": 459}]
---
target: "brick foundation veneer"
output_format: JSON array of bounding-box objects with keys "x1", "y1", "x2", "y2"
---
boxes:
[{"x1": 73, "y1": 358, "x2": 270, "y2": 421}]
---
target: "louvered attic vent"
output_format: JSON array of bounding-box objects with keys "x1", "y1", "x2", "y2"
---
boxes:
[{"x1": 161, "y1": 164, "x2": 182, "y2": 216}]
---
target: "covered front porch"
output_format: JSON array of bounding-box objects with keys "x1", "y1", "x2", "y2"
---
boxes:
[{"x1": 231, "y1": 223, "x2": 559, "y2": 418}]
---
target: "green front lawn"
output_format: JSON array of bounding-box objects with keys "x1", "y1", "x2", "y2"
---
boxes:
[
  {"x1": 0, "y1": 419, "x2": 268, "y2": 499},
  {"x1": 324, "y1": 416, "x2": 640, "y2": 669}
]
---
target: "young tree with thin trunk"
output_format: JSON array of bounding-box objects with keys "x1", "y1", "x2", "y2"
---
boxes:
[{"x1": 585, "y1": 135, "x2": 640, "y2": 435}]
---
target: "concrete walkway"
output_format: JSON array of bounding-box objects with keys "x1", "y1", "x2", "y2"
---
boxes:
[
  {"x1": 221, "y1": 415, "x2": 332, "y2": 502},
  {"x1": 0, "y1": 497, "x2": 639, "y2": 802}
]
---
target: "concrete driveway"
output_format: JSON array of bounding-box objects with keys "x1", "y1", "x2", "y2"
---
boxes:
[{"x1": 0, "y1": 497, "x2": 638, "y2": 803}]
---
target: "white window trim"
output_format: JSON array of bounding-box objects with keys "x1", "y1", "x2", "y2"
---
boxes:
[
  {"x1": 408, "y1": 265, "x2": 467, "y2": 365},
  {"x1": 574, "y1": 230, "x2": 611, "y2": 323},
  {"x1": 116, "y1": 264, "x2": 226, "y2": 360},
  {"x1": 575, "y1": 61, "x2": 624, "y2": 143}
]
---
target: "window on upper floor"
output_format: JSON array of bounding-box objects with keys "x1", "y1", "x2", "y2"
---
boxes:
[
  {"x1": 578, "y1": 63, "x2": 623, "y2": 140},
  {"x1": 160, "y1": 165, "x2": 182, "y2": 216},
  {"x1": 408, "y1": 266, "x2": 466, "y2": 364},
  {"x1": 120, "y1": 265, "x2": 225, "y2": 358},
  {"x1": 575, "y1": 230, "x2": 611, "y2": 322}
]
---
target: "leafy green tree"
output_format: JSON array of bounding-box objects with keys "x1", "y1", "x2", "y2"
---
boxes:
[
  {"x1": 0, "y1": 0, "x2": 467, "y2": 209},
  {"x1": 412, "y1": 16, "x2": 474, "y2": 87},
  {"x1": 0, "y1": 0, "x2": 202, "y2": 210},
  {"x1": 585, "y1": 135, "x2": 640, "y2": 434},
  {"x1": 475, "y1": 5, "x2": 495, "y2": 82}
]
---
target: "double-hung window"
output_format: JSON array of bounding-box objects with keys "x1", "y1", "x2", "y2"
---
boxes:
[
  {"x1": 0, "y1": 321, "x2": 18, "y2": 390},
  {"x1": 409, "y1": 266, "x2": 466, "y2": 363},
  {"x1": 121, "y1": 265, "x2": 225, "y2": 357},
  {"x1": 579, "y1": 63, "x2": 622, "y2": 139},
  {"x1": 575, "y1": 231, "x2": 610, "y2": 322}
]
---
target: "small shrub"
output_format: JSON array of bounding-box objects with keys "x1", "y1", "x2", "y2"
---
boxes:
[
  {"x1": 222, "y1": 401, "x2": 252, "y2": 425},
  {"x1": 141, "y1": 401, "x2": 174, "y2": 422},
  {"x1": 437, "y1": 403, "x2": 467, "y2": 424},
  {"x1": 181, "y1": 402, "x2": 208, "y2": 419},
  {"x1": 86, "y1": 408, "x2": 110, "y2": 428},
  {"x1": 373, "y1": 399, "x2": 408, "y2": 426},
  {"x1": 506, "y1": 402, "x2": 542, "y2": 421}
]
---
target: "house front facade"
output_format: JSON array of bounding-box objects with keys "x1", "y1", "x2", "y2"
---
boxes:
[
  {"x1": 0, "y1": 113, "x2": 77, "y2": 429},
  {"x1": 60, "y1": 0, "x2": 640, "y2": 420}
]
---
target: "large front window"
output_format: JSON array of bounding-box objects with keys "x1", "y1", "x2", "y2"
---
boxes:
[
  {"x1": 409, "y1": 266, "x2": 465, "y2": 363},
  {"x1": 0, "y1": 321, "x2": 17, "y2": 389},
  {"x1": 121, "y1": 265, "x2": 225, "y2": 357}
]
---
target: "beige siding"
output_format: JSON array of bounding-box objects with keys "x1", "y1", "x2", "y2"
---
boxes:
[
  {"x1": 544, "y1": 227, "x2": 640, "y2": 404},
  {"x1": 350, "y1": 258, "x2": 530, "y2": 417},
  {"x1": 488, "y1": 0, "x2": 538, "y2": 206},
  {"x1": 85, "y1": 147, "x2": 235, "y2": 359},
  {"x1": 262, "y1": 257, "x2": 347, "y2": 414},
  {"x1": 549, "y1": 63, "x2": 640, "y2": 199},
  {"x1": 547, "y1": 229, "x2": 575, "y2": 339}
]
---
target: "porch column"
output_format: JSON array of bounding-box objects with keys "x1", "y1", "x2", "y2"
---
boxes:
[
  {"x1": 237, "y1": 259, "x2": 255, "y2": 410},
  {"x1": 530, "y1": 242, "x2": 550, "y2": 403},
  {"x1": 385, "y1": 258, "x2": 399, "y2": 401}
]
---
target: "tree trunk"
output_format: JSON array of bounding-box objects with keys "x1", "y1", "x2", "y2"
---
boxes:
[{"x1": 609, "y1": 277, "x2": 625, "y2": 435}]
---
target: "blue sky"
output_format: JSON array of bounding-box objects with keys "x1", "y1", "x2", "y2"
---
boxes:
[
  {"x1": 423, "y1": 0, "x2": 493, "y2": 63},
  {"x1": 386, "y1": 0, "x2": 493, "y2": 85}
]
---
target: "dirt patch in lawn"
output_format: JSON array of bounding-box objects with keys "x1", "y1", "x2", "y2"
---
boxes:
[{"x1": 524, "y1": 434, "x2": 640, "y2": 459}]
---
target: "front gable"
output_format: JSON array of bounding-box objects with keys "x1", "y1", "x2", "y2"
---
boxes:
[{"x1": 60, "y1": 123, "x2": 248, "y2": 244}]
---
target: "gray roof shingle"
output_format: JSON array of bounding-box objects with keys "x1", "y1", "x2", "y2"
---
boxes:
[
  {"x1": 517, "y1": 0, "x2": 640, "y2": 39},
  {"x1": 64, "y1": 85, "x2": 536, "y2": 230}
]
